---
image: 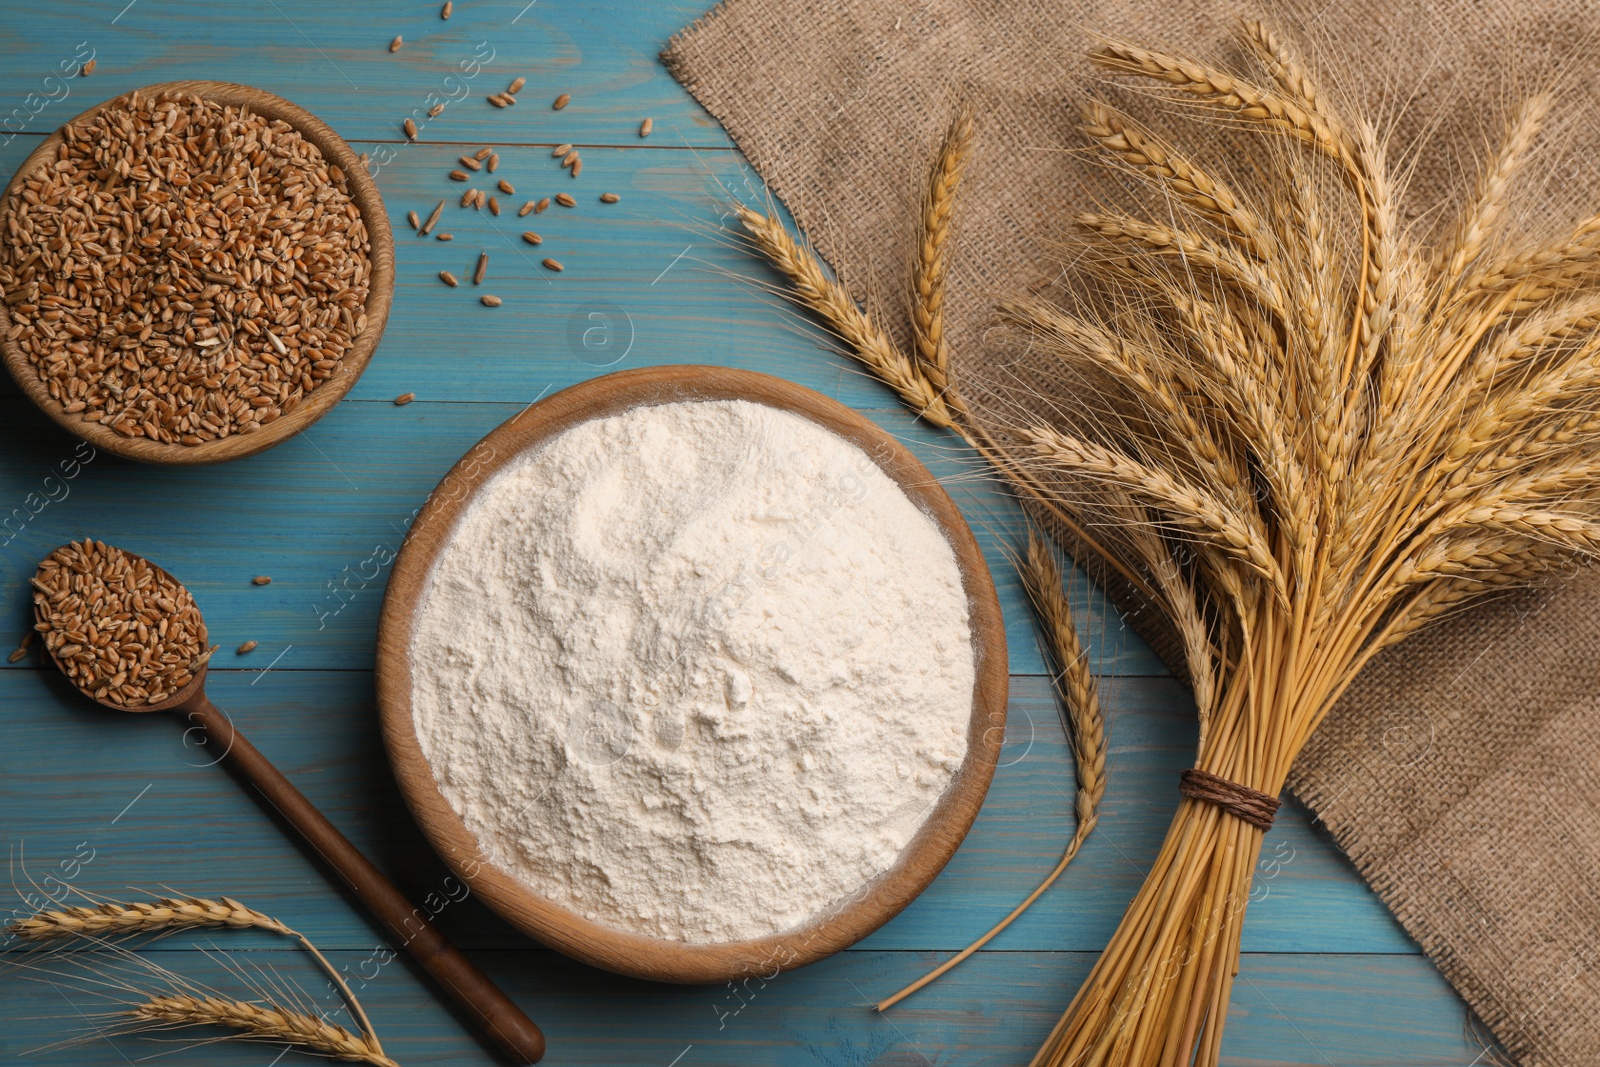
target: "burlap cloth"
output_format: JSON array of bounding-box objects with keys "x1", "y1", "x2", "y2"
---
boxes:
[{"x1": 665, "y1": 2, "x2": 1600, "y2": 1063}]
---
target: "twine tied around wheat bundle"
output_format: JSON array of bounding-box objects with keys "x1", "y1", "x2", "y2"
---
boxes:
[{"x1": 1178, "y1": 769, "x2": 1280, "y2": 832}]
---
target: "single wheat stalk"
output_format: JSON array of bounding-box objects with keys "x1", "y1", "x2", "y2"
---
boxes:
[
  {"x1": 877, "y1": 531, "x2": 1106, "y2": 1011},
  {"x1": 911, "y1": 104, "x2": 974, "y2": 395},
  {"x1": 9, "y1": 896, "x2": 291, "y2": 941},
  {"x1": 1440, "y1": 95, "x2": 1551, "y2": 283},
  {"x1": 125, "y1": 994, "x2": 400, "y2": 1067}
]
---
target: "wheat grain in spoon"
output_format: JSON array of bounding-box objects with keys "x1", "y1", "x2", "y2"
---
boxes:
[{"x1": 29, "y1": 540, "x2": 545, "y2": 1065}]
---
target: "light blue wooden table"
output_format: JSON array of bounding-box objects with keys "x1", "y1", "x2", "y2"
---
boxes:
[{"x1": 0, "y1": 3, "x2": 1491, "y2": 1064}]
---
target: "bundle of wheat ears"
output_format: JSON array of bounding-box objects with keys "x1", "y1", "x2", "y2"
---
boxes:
[{"x1": 738, "y1": 17, "x2": 1600, "y2": 1065}]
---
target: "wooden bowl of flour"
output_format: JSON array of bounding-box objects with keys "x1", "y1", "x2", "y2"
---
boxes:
[{"x1": 376, "y1": 365, "x2": 1008, "y2": 984}]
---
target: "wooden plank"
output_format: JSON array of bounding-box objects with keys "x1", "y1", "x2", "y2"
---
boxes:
[
  {"x1": 0, "y1": 947, "x2": 1483, "y2": 1066},
  {"x1": 0, "y1": 0, "x2": 733, "y2": 148},
  {"x1": 0, "y1": 670, "x2": 1410, "y2": 955}
]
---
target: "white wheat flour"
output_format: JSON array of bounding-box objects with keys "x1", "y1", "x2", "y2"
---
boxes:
[{"x1": 409, "y1": 398, "x2": 974, "y2": 943}]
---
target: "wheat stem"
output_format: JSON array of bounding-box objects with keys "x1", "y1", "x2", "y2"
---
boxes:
[{"x1": 876, "y1": 532, "x2": 1106, "y2": 1011}]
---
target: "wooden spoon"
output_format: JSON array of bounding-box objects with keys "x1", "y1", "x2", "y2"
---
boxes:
[{"x1": 31, "y1": 545, "x2": 545, "y2": 1065}]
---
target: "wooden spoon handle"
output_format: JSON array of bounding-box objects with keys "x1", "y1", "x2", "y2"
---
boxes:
[{"x1": 184, "y1": 697, "x2": 545, "y2": 1064}]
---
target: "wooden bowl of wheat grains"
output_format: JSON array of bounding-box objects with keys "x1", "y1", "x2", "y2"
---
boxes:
[
  {"x1": 0, "y1": 81, "x2": 393, "y2": 465},
  {"x1": 376, "y1": 365, "x2": 1011, "y2": 984}
]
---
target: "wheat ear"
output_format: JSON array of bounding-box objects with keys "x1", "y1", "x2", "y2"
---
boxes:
[
  {"x1": 1455, "y1": 215, "x2": 1600, "y2": 307},
  {"x1": 1074, "y1": 213, "x2": 1288, "y2": 320},
  {"x1": 9, "y1": 896, "x2": 291, "y2": 941},
  {"x1": 911, "y1": 104, "x2": 974, "y2": 396},
  {"x1": 877, "y1": 531, "x2": 1105, "y2": 1011},
  {"x1": 125, "y1": 994, "x2": 400, "y2": 1067},
  {"x1": 11, "y1": 892, "x2": 383, "y2": 1057},
  {"x1": 1441, "y1": 94, "x2": 1551, "y2": 283},
  {"x1": 1020, "y1": 424, "x2": 1286, "y2": 596},
  {"x1": 734, "y1": 204, "x2": 955, "y2": 427},
  {"x1": 1240, "y1": 19, "x2": 1329, "y2": 117},
  {"x1": 1089, "y1": 41, "x2": 1354, "y2": 163},
  {"x1": 1079, "y1": 101, "x2": 1268, "y2": 257}
]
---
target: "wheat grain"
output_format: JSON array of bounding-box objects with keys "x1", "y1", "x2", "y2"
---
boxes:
[
  {"x1": 32, "y1": 541, "x2": 207, "y2": 706},
  {"x1": 0, "y1": 90, "x2": 372, "y2": 444}
]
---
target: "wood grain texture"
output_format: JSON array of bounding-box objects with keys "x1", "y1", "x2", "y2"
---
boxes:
[
  {"x1": 0, "y1": 0, "x2": 732, "y2": 150},
  {"x1": 0, "y1": 2, "x2": 1482, "y2": 1063},
  {"x1": 0, "y1": 81, "x2": 396, "y2": 464},
  {"x1": 0, "y1": 948, "x2": 1483, "y2": 1066},
  {"x1": 0, "y1": 671, "x2": 1410, "y2": 957},
  {"x1": 0, "y1": 393, "x2": 1150, "y2": 677},
  {"x1": 376, "y1": 366, "x2": 1009, "y2": 983}
]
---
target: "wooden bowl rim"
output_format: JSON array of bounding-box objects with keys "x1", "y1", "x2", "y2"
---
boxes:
[
  {"x1": 375, "y1": 365, "x2": 1009, "y2": 984},
  {"x1": 0, "y1": 80, "x2": 394, "y2": 466}
]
